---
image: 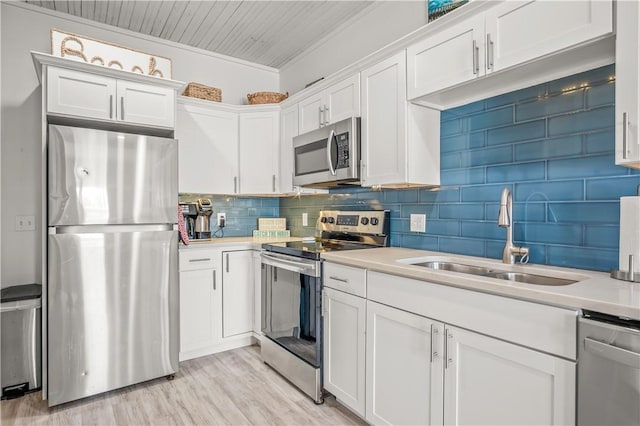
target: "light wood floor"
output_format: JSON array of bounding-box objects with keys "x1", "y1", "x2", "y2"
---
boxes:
[{"x1": 1, "y1": 345, "x2": 366, "y2": 425}]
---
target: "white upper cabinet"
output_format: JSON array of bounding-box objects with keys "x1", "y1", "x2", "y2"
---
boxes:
[
  {"x1": 47, "y1": 66, "x2": 175, "y2": 128},
  {"x1": 279, "y1": 103, "x2": 298, "y2": 193},
  {"x1": 116, "y1": 80, "x2": 175, "y2": 128},
  {"x1": 361, "y1": 51, "x2": 440, "y2": 187},
  {"x1": 298, "y1": 93, "x2": 325, "y2": 135},
  {"x1": 47, "y1": 67, "x2": 116, "y2": 121},
  {"x1": 616, "y1": 0, "x2": 640, "y2": 168},
  {"x1": 485, "y1": 0, "x2": 612, "y2": 73},
  {"x1": 407, "y1": 15, "x2": 485, "y2": 99},
  {"x1": 239, "y1": 109, "x2": 280, "y2": 194},
  {"x1": 444, "y1": 325, "x2": 575, "y2": 426},
  {"x1": 407, "y1": 0, "x2": 613, "y2": 107},
  {"x1": 298, "y1": 74, "x2": 360, "y2": 134},
  {"x1": 176, "y1": 100, "x2": 239, "y2": 194}
]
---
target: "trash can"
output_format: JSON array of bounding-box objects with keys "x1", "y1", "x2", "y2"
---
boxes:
[{"x1": 1, "y1": 284, "x2": 41, "y2": 399}]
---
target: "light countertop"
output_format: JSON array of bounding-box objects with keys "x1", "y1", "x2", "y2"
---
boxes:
[
  {"x1": 180, "y1": 236, "x2": 304, "y2": 250},
  {"x1": 321, "y1": 247, "x2": 640, "y2": 321}
]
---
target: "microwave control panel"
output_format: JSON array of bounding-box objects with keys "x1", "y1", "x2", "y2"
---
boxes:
[{"x1": 336, "y1": 132, "x2": 350, "y2": 169}]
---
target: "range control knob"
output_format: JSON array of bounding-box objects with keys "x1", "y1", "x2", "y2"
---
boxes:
[
  {"x1": 320, "y1": 217, "x2": 328, "y2": 223},
  {"x1": 370, "y1": 217, "x2": 379, "y2": 226},
  {"x1": 327, "y1": 217, "x2": 335, "y2": 224},
  {"x1": 360, "y1": 217, "x2": 369, "y2": 225}
]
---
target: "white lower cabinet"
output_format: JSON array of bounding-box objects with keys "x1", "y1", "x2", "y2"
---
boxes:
[
  {"x1": 222, "y1": 250, "x2": 254, "y2": 337},
  {"x1": 180, "y1": 246, "x2": 261, "y2": 361},
  {"x1": 179, "y1": 268, "x2": 218, "y2": 356},
  {"x1": 322, "y1": 287, "x2": 366, "y2": 417},
  {"x1": 179, "y1": 248, "x2": 221, "y2": 361},
  {"x1": 366, "y1": 300, "x2": 444, "y2": 426},
  {"x1": 321, "y1": 262, "x2": 577, "y2": 425},
  {"x1": 444, "y1": 325, "x2": 576, "y2": 426}
]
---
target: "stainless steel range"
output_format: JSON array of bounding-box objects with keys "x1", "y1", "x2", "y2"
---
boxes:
[{"x1": 260, "y1": 209, "x2": 389, "y2": 403}]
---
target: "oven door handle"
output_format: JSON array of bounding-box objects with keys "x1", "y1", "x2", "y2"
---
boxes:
[{"x1": 260, "y1": 252, "x2": 319, "y2": 276}]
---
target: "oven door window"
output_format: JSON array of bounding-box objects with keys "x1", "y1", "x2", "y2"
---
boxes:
[
  {"x1": 262, "y1": 264, "x2": 321, "y2": 368},
  {"x1": 294, "y1": 139, "x2": 329, "y2": 177}
]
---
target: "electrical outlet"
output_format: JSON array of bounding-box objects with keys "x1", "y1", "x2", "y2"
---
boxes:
[
  {"x1": 217, "y1": 212, "x2": 226, "y2": 227},
  {"x1": 410, "y1": 214, "x2": 426, "y2": 233},
  {"x1": 302, "y1": 212, "x2": 308, "y2": 227},
  {"x1": 15, "y1": 215, "x2": 35, "y2": 231}
]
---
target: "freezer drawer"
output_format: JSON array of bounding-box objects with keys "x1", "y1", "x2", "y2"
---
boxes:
[
  {"x1": 48, "y1": 125, "x2": 177, "y2": 225},
  {"x1": 47, "y1": 228, "x2": 179, "y2": 406}
]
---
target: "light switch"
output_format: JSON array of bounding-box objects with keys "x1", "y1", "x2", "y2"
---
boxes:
[
  {"x1": 410, "y1": 214, "x2": 426, "y2": 233},
  {"x1": 302, "y1": 213, "x2": 308, "y2": 227}
]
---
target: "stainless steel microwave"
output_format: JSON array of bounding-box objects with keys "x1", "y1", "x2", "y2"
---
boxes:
[{"x1": 293, "y1": 117, "x2": 360, "y2": 188}]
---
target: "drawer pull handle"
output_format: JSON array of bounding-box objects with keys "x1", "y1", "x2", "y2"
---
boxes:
[
  {"x1": 329, "y1": 276, "x2": 348, "y2": 283},
  {"x1": 189, "y1": 258, "x2": 211, "y2": 262}
]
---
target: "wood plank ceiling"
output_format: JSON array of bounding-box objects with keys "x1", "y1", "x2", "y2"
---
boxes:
[{"x1": 24, "y1": 1, "x2": 375, "y2": 68}]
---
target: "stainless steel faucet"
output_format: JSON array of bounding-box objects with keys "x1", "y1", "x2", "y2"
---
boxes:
[{"x1": 498, "y1": 188, "x2": 529, "y2": 264}]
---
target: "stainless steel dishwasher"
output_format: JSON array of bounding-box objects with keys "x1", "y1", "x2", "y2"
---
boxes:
[{"x1": 578, "y1": 311, "x2": 640, "y2": 426}]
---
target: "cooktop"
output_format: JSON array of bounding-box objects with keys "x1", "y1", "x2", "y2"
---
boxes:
[{"x1": 262, "y1": 209, "x2": 390, "y2": 260}]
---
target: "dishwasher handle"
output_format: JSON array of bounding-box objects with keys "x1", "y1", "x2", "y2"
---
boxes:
[{"x1": 584, "y1": 337, "x2": 640, "y2": 369}]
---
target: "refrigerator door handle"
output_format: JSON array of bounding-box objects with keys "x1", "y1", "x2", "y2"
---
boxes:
[{"x1": 52, "y1": 224, "x2": 175, "y2": 234}]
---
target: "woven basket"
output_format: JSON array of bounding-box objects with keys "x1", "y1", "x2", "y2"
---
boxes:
[
  {"x1": 183, "y1": 82, "x2": 222, "y2": 102},
  {"x1": 247, "y1": 91, "x2": 289, "y2": 105}
]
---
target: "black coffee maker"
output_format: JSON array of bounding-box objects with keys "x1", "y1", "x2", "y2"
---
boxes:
[{"x1": 179, "y1": 202, "x2": 198, "y2": 240}]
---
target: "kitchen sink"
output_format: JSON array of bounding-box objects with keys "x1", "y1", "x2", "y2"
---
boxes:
[{"x1": 410, "y1": 261, "x2": 578, "y2": 286}]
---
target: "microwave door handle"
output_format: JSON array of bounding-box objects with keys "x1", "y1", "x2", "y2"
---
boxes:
[{"x1": 326, "y1": 129, "x2": 337, "y2": 176}]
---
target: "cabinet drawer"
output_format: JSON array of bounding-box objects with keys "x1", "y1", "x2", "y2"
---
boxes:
[
  {"x1": 324, "y1": 263, "x2": 366, "y2": 297},
  {"x1": 180, "y1": 249, "x2": 218, "y2": 271},
  {"x1": 368, "y1": 271, "x2": 578, "y2": 360}
]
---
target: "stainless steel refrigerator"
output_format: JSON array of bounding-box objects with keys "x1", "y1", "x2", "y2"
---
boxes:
[{"x1": 47, "y1": 125, "x2": 179, "y2": 406}]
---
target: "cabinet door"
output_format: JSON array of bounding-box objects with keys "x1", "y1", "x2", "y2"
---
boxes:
[
  {"x1": 361, "y1": 52, "x2": 407, "y2": 187},
  {"x1": 298, "y1": 93, "x2": 324, "y2": 134},
  {"x1": 222, "y1": 251, "x2": 254, "y2": 337},
  {"x1": 176, "y1": 102, "x2": 239, "y2": 194},
  {"x1": 179, "y1": 269, "x2": 217, "y2": 357},
  {"x1": 485, "y1": 0, "x2": 613, "y2": 73},
  {"x1": 616, "y1": 0, "x2": 640, "y2": 166},
  {"x1": 239, "y1": 111, "x2": 279, "y2": 194},
  {"x1": 366, "y1": 301, "x2": 444, "y2": 426},
  {"x1": 47, "y1": 67, "x2": 115, "y2": 120},
  {"x1": 407, "y1": 14, "x2": 485, "y2": 99},
  {"x1": 117, "y1": 80, "x2": 175, "y2": 128},
  {"x1": 325, "y1": 74, "x2": 360, "y2": 124},
  {"x1": 279, "y1": 104, "x2": 298, "y2": 193},
  {"x1": 253, "y1": 251, "x2": 263, "y2": 335},
  {"x1": 444, "y1": 325, "x2": 575, "y2": 426},
  {"x1": 323, "y1": 288, "x2": 366, "y2": 417}
]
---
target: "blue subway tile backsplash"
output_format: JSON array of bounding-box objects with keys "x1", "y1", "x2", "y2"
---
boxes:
[{"x1": 279, "y1": 64, "x2": 634, "y2": 272}]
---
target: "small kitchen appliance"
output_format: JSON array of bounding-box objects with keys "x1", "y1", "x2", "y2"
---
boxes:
[
  {"x1": 179, "y1": 202, "x2": 198, "y2": 240},
  {"x1": 195, "y1": 198, "x2": 213, "y2": 239},
  {"x1": 292, "y1": 117, "x2": 360, "y2": 189},
  {"x1": 260, "y1": 209, "x2": 389, "y2": 403}
]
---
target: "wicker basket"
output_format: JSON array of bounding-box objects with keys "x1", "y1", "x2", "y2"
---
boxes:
[
  {"x1": 247, "y1": 91, "x2": 289, "y2": 105},
  {"x1": 183, "y1": 82, "x2": 222, "y2": 102}
]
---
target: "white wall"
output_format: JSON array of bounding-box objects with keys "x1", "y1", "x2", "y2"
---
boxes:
[
  {"x1": 0, "y1": 2, "x2": 279, "y2": 287},
  {"x1": 279, "y1": 1, "x2": 427, "y2": 94}
]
